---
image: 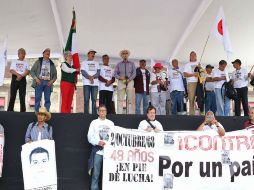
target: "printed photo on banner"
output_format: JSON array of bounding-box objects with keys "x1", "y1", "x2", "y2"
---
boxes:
[
  {"x1": 0, "y1": 124, "x2": 4, "y2": 178},
  {"x1": 103, "y1": 128, "x2": 254, "y2": 190},
  {"x1": 21, "y1": 139, "x2": 57, "y2": 190}
]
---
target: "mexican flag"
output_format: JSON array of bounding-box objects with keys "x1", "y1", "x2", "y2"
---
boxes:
[{"x1": 65, "y1": 9, "x2": 80, "y2": 81}]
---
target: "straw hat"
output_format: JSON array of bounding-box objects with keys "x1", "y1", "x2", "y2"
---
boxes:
[{"x1": 35, "y1": 107, "x2": 51, "y2": 121}]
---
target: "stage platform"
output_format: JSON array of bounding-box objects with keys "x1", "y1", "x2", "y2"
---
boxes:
[{"x1": 0, "y1": 112, "x2": 247, "y2": 190}]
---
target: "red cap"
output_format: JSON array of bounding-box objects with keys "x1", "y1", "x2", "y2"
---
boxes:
[{"x1": 153, "y1": 63, "x2": 163, "y2": 69}]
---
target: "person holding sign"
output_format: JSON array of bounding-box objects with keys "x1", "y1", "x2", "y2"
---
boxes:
[
  {"x1": 138, "y1": 105, "x2": 163, "y2": 132},
  {"x1": 25, "y1": 107, "x2": 53, "y2": 143},
  {"x1": 87, "y1": 104, "x2": 115, "y2": 190},
  {"x1": 243, "y1": 107, "x2": 254, "y2": 129},
  {"x1": 81, "y1": 49, "x2": 100, "y2": 114},
  {"x1": 7, "y1": 48, "x2": 30, "y2": 112},
  {"x1": 30, "y1": 48, "x2": 57, "y2": 112},
  {"x1": 197, "y1": 111, "x2": 225, "y2": 136}
]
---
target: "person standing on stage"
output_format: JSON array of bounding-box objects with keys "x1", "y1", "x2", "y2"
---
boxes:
[
  {"x1": 25, "y1": 107, "x2": 53, "y2": 143},
  {"x1": 183, "y1": 51, "x2": 199, "y2": 115},
  {"x1": 81, "y1": 49, "x2": 100, "y2": 114},
  {"x1": 231, "y1": 59, "x2": 250, "y2": 116},
  {"x1": 30, "y1": 48, "x2": 57, "y2": 112},
  {"x1": 204, "y1": 64, "x2": 216, "y2": 114},
  {"x1": 168, "y1": 59, "x2": 185, "y2": 115},
  {"x1": 134, "y1": 59, "x2": 150, "y2": 114},
  {"x1": 7, "y1": 48, "x2": 30, "y2": 112},
  {"x1": 213, "y1": 60, "x2": 230, "y2": 116},
  {"x1": 98, "y1": 55, "x2": 115, "y2": 114},
  {"x1": 114, "y1": 49, "x2": 136, "y2": 114},
  {"x1": 87, "y1": 105, "x2": 116, "y2": 190},
  {"x1": 138, "y1": 105, "x2": 163, "y2": 132},
  {"x1": 150, "y1": 63, "x2": 168, "y2": 115},
  {"x1": 60, "y1": 51, "x2": 80, "y2": 113}
]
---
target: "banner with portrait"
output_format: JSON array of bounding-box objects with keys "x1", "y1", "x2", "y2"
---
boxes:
[
  {"x1": 21, "y1": 140, "x2": 57, "y2": 190},
  {"x1": 0, "y1": 124, "x2": 4, "y2": 177},
  {"x1": 103, "y1": 128, "x2": 254, "y2": 190}
]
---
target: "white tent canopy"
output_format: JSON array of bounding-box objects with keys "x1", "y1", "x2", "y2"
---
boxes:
[{"x1": 0, "y1": 0, "x2": 254, "y2": 67}]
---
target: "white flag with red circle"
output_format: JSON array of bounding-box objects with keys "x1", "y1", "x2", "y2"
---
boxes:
[{"x1": 211, "y1": 7, "x2": 233, "y2": 58}]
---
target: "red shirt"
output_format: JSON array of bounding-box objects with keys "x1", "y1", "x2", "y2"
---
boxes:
[{"x1": 243, "y1": 121, "x2": 254, "y2": 129}]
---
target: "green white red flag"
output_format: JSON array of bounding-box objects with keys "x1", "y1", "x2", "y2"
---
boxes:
[{"x1": 65, "y1": 9, "x2": 80, "y2": 81}]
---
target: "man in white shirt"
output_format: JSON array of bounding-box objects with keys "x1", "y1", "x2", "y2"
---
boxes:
[
  {"x1": 98, "y1": 55, "x2": 115, "y2": 114},
  {"x1": 197, "y1": 111, "x2": 225, "y2": 136},
  {"x1": 213, "y1": 60, "x2": 230, "y2": 116},
  {"x1": 7, "y1": 48, "x2": 30, "y2": 112},
  {"x1": 231, "y1": 59, "x2": 250, "y2": 116},
  {"x1": 138, "y1": 105, "x2": 163, "y2": 132},
  {"x1": 183, "y1": 51, "x2": 199, "y2": 115},
  {"x1": 150, "y1": 63, "x2": 168, "y2": 115},
  {"x1": 168, "y1": 59, "x2": 185, "y2": 115},
  {"x1": 87, "y1": 105, "x2": 115, "y2": 190},
  {"x1": 204, "y1": 64, "x2": 216, "y2": 114},
  {"x1": 81, "y1": 49, "x2": 100, "y2": 114}
]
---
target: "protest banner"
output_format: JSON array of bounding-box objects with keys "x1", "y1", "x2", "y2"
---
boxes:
[
  {"x1": 21, "y1": 140, "x2": 57, "y2": 190},
  {"x1": 0, "y1": 124, "x2": 4, "y2": 177},
  {"x1": 103, "y1": 128, "x2": 254, "y2": 190}
]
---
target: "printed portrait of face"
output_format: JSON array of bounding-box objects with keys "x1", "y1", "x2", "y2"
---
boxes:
[{"x1": 29, "y1": 147, "x2": 49, "y2": 173}]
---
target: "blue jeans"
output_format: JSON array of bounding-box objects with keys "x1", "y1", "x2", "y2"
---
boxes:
[
  {"x1": 170, "y1": 91, "x2": 184, "y2": 115},
  {"x1": 91, "y1": 154, "x2": 103, "y2": 190},
  {"x1": 83, "y1": 85, "x2": 98, "y2": 114},
  {"x1": 135, "y1": 93, "x2": 148, "y2": 114},
  {"x1": 35, "y1": 80, "x2": 51, "y2": 112},
  {"x1": 205, "y1": 91, "x2": 217, "y2": 114},
  {"x1": 215, "y1": 88, "x2": 230, "y2": 116}
]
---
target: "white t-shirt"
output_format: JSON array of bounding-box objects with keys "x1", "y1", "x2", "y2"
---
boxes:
[
  {"x1": 10, "y1": 59, "x2": 30, "y2": 75},
  {"x1": 205, "y1": 73, "x2": 215, "y2": 91},
  {"x1": 184, "y1": 61, "x2": 199, "y2": 83},
  {"x1": 203, "y1": 123, "x2": 224, "y2": 133},
  {"x1": 213, "y1": 68, "x2": 229, "y2": 88},
  {"x1": 141, "y1": 69, "x2": 147, "y2": 92},
  {"x1": 150, "y1": 71, "x2": 167, "y2": 93},
  {"x1": 231, "y1": 68, "x2": 248, "y2": 88},
  {"x1": 40, "y1": 60, "x2": 51, "y2": 80},
  {"x1": 168, "y1": 68, "x2": 185, "y2": 92},
  {"x1": 99, "y1": 65, "x2": 114, "y2": 92},
  {"x1": 87, "y1": 118, "x2": 115, "y2": 155},
  {"x1": 81, "y1": 60, "x2": 99, "y2": 86},
  {"x1": 138, "y1": 119, "x2": 163, "y2": 132}
]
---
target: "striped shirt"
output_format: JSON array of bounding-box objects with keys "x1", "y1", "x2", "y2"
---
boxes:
[{"x1": 25, "y1": 122, "x2": 53, "y2": 143}]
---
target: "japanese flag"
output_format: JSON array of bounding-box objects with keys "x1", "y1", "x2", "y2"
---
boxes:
[{"x1": 211, "y1": 7, "x2": 233, "y2": 58}]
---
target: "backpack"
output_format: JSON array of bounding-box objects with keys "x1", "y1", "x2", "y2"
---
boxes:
[
  {"x1": 221, "y1": 81, "x2": 238, "y2": 100},
  {"x1": 31, "y1": 122, "x2": 52, "y2": 132}
]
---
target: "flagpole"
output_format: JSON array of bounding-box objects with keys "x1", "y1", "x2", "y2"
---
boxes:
[{"x1": 199, "y1": 34, "x2": 210, "y2": 65}]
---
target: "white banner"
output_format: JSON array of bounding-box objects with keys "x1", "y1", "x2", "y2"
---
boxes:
[
  {"x1": 21, "y1": 140, "x2": 57, "y2": 190},
  {"x1": 0, "y1": 124, "x2": 4, "y2": 177},
  {"x1": 0, "y1": 38, "x2": 7, "y2": 86},
  {"x1": 103, "y1": 128, "x2": 254, "y2": 190}
]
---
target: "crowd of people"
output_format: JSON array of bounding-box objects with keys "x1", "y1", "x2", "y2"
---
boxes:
[
  {"x1": 23, "y1": 103, "x2": 254, "y2": 190},
  {"x1": 6, "y1": 47, "x2": 253, "y2": 116}
]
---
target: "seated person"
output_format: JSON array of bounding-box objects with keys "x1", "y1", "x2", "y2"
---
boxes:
[
  {"x1": 138, "y1": 105, "x2": 163, "y2": 132},
  {"x1": 243, "y1": 107, "x2": 254, "y2": 129},
  {"x1": 25, "y1": 107, "x2": 53, "y2": 143},
  {"x1": 197, "y1": 111, "x2": 225, "y2": 136}
]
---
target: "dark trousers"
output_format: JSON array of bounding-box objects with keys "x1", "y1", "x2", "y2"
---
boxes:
[
  {"x1": 99, "y1": 90, "x2": 113, "y2": 114},
  {"x1": 235, "y1": 86, "x2": 249, "y2": 116},
  {"x1": 7, "y1": 76, "x2": 26, "y2": 112}
]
